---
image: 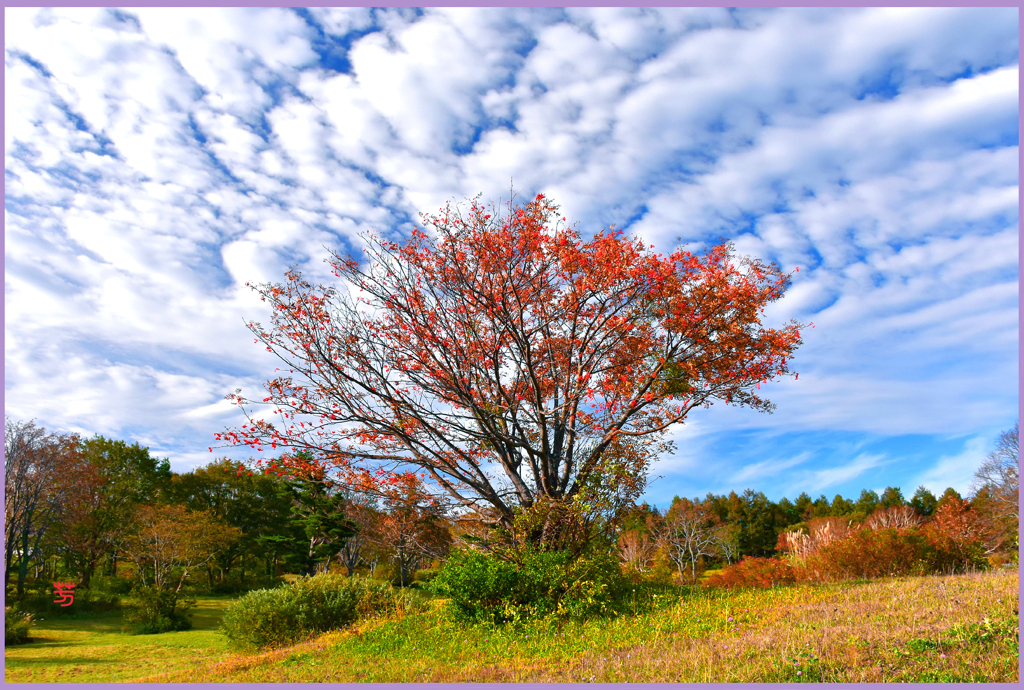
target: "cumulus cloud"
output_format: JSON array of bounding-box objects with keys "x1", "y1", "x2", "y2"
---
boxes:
[{"x1": 4, "y1": 7, "x2": 1017, "y2": 496}]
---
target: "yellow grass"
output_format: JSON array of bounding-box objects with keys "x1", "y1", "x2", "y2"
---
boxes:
[{"x1": 142, "y1": 568, "x2": 1017, "y2": 683}]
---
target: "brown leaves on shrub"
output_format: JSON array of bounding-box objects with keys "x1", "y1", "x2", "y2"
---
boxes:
[
  {"x1": 708, "y1": 504, "x2": 989, "y2": 589},
  {"x1": 702, "y1": 556, "x2": 796, "y2": 589}
]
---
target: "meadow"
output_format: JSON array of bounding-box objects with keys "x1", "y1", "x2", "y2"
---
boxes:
[
  {"x1": 2, "y1": 596, "x2": 236, "y2": 683},
  {"x1": 5, "y1": 568, "x2": 1016, "y2": 683}
]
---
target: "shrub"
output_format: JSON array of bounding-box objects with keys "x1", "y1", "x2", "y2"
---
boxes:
[
  {"x1": 801, "y1": 525, "x2": 986, "y2": 582},
  {"x1": 703, "y1": 556, "x2": 796, "y2": 589},
  {"x1": 5, "y1": 606, "x2": 34, "y2": 645},
  {"x1": 802, "y1": 527, "x2": 921, "y2": 580},
  {"x1": 122, "y1": 585, "x2": 195, "y2": 635},
  {"x1": 16, "y1": 588, "x2": 122, "y2": 617},
  {"x1": 220, "y1": 587, "x2": 304, "y2": 650},
  {"x1": 645, "y1": 550, "x2": 677, "y2": 585},
  {"x1": 220, "y1": 573, "x2": 409, "y2": 650},
  {"x1": 92, "y1": 575, "x2": 137, "y2": 595},
  {"x1": 412, "y1": 568, "x2": 439, "y2": 584},
  {"x1": 210, "y1": 574, "x2": 285, "y2": 595},
  {"x1": 371, "y1": 563, "x2": 402, "y2": 587},
  {"x1": 428, "y1": 548, "x2": 626, "y2": 624}
]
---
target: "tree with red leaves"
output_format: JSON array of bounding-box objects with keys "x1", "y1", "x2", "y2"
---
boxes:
[{"x1": 219, "y1": 192, "x2": 804, "y2": 551}]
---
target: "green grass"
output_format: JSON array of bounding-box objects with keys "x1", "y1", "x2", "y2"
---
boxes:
[
  {"x1": 3, "y1": 595, "x2": 240, "y2": 683},
  {"x1": 5, "y1": 570, "x2": 1018, "y2": 683},
  {"x1": 152, "y1": 568, "x2": 1018, "y2": 683}
]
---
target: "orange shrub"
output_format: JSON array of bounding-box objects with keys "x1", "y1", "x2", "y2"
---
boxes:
[
  {"x1": 703, "y1": 556, "x2": 795, "y2": 589},
  {"x1": 919, "y1": 522, "x2": 987, "y2": 570},
  {"x1": 800, "y1": 527, "x2": 924, "y2": 581},
  {"x1": 801, "y1": 525, "x2": 986, "y2": 582}
]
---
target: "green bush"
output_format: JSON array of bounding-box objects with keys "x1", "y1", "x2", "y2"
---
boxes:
[
  {"x1": 122, "y1": 585, "x2": 195, "y2": 635},
  {"x1": 16, "y1": 588, "x2": 122, "y2": 617},
  {"x1": 92, "y1": 575, "x2": 137, "y2": 595},
  {"x1": 371, "y1": 563, "x2": 404, "y2": 587},
  {"x1": 210, "y1": 574, "x2": 286, "y2": 595},
  {"x1": 412, "y1": 568, "x2": 439, "y2": 584},
  {"x1": 428, "y1": 548, "x2": 627, "y2": 624},
  {"x1": 220, "y1": 587, "x2": 305, "y2": 650},
  {"x1": 220, "y1": 573, "x2": 409, "y2": 650},
  {"x1": 5, "y1": 605, "x2": 35, "y2": 645}
]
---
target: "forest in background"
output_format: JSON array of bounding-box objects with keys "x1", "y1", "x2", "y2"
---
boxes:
[{"x1": 5, "y1": 416, "x2": 1017, "y2": 600}]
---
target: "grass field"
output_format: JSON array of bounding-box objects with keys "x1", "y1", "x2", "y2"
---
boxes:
[
  {"x1": 3, "y1": 595, "x2": 237, "y2": 683},
  {"x1": 5, "y1": 569, "x2": 1018, "y2": 683}
]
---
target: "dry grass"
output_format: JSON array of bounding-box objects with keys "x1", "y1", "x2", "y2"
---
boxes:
[
  {"x1": 145, "y1": 568, "x2": 1018, "y2": 683},
  {"x1": 523, "y1": 569, "x2": 1019, "y2": 682}
]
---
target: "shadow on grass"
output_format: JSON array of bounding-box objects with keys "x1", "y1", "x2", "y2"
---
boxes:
[{"x1": 5, "y1": 594, "x2": 243, "y2": 684}]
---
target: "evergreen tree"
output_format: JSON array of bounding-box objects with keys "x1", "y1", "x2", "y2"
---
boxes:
[
  {"x1": 910, "y1": 485, "x2": 938, "y2": 517},
  {"x1": 878, "y1": 486, "x2": 906, "y2": 509},
  {"x1": 793, "y1": 492, "x2": 813, "y2": 521},
  {"x1": 854, "y1": 489, "x2": 880, "y2": 516},
  {"x1": 831, "y1": 494, "x2": 854, "y2": 515}
]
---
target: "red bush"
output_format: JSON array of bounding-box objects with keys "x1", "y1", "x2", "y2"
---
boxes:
[
  {"x1": 703, "y1": 556, "x2": 796, "y2": 589},
  {"x1": 800, "y1": 524, "x2": 986, "y2": 582},
  {"x1": 800, "y1": 527, "x2": 926, "y2": 581}
]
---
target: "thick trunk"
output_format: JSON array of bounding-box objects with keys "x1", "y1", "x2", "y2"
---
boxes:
[{"x1": 80, "y1": 556, "x2": 98, "y2": 590}]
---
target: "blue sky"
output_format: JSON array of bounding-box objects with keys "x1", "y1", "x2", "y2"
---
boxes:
[{"x1": 4, "y1": 6, "x2": 1019, "y2": 510}]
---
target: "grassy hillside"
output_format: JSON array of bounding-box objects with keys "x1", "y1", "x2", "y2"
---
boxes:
[{"x1": 137, "y1": 568, "x2": 1017, "y2": 684}]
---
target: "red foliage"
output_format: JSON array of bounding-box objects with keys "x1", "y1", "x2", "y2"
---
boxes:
[
  {"x1": 217, "y1": 192, "x2": 803, "y2": 537},
  {"x1": 799, "y1": 527, "x2": 926, "y2": 581},
  {"x1": 799, "y1": 522, "x2": 986, "y2": 582},
  {"x1": 933, "y1": 496, "x2": 984, "y2": 547},
  {"x1": 703, "y1": 556, "x2": 796, "y2": 589}
]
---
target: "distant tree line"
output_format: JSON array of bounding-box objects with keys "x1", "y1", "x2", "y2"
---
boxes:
[
  {"x1": 4, "y1": 416, "x2": 1017, "y2": 596},
  {"x1": 614, "y1": 424, "x2": 1017, "y2": 582},
  {"x1": 4, "y1": 418, "x2": 451, "y2": 598}
]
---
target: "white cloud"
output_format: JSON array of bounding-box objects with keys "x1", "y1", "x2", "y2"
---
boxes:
[
  {"x1": 733, "y1": 451, "x2": 814, "y2": 485},
  {"x1": 910, "y1": 436, "x2": 990, "y2": 496},
  {"x1": 805, "y1": 452, "x2": 888, "y2": 494},
  {"x1": 4, "y1": 7, "x2": 1017, "y2": 495}
]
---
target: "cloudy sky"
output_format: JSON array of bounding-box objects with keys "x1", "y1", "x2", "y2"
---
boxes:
[{"x1": 4, "y1": 6, "x2": 1018, "y2": 509}]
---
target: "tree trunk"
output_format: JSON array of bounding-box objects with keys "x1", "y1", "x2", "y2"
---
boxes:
[
  {"x1": 17, "y1": 530, "x2": 30, "y2": 596},
  {"x1": 4, "y1": 518, "x2": 18, "y2": 589},
  {"x1": 80, "y1": 556, "x2": 97, "y2": 590}
]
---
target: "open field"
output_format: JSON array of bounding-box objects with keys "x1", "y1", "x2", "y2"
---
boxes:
[
  {"x1": 5, "y1": 569, "x2": 1017, "y2": 683},
  {"x1": 2, "y1": 596, "x2": 237, "y2": 683}
]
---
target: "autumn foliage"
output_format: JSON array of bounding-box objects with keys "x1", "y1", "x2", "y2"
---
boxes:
[
  {"x1": 219, "y1": 192, "x2": 803, "y2": 550},
  {"x1": 703, "y1": 555, "x2": 796, "y2": 589},
  {"x1": 708, "y1": 502, "x2": 988, "y2": 589}
]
